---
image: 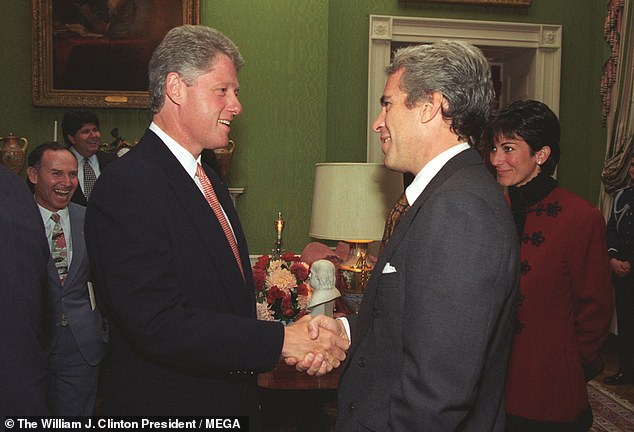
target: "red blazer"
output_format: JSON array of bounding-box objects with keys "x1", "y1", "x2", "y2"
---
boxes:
[{"x1": 505, "y1": 186, "x2": 613, "y2": 422}]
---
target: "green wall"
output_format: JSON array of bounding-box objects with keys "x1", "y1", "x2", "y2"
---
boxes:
[{"x1": 0, "y1": 0, "x2": 609, "y2": 254}]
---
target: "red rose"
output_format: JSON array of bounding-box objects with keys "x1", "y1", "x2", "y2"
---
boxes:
[
  {"x1": 252, "y1": 268, "x2": 266, "y2": 291},
  {"x1": 267, "y1": 285, "x2": 284, "y2": 304},
  {"x1": 253, "y1": 255, "x2": 270, "y2": 270},
  {"x1": 290, "y1": 262, "x2": 309, "y2": 281},
  {"x1": 296, "y1": 282, "x2": 310, "y2": 296},
  {"x1": 281, "y1": 252, "x2": 300, "y2": 262},
  {"x1": 281, "y1": 294, "x2": 294, "y2": 317}
]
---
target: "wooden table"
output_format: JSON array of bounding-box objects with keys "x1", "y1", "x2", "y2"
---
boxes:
[
  {"x1": 258, "y1": 360, "x2": 341, "y2": 431},
  {"x1": 258, "y1": 359, "x2": 341, "y2": 389}
]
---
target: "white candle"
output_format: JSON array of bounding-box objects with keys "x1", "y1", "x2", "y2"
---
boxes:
[{"x1": 53, "y1": 120, "x2": 58, "y2": 142}]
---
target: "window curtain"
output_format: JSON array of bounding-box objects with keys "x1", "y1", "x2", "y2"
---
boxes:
[{"x1": 600, "y1": 0, "x2": 634, "y2": 217}]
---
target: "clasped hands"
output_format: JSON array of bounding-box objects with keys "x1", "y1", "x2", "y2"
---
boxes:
[{"x1": 282, "y1": 314, "x2": 349, "y2": 376}]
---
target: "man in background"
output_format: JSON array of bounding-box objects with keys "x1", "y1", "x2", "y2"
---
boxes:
[
  {"x1": 62, "y1": 110, "x2": 116, "y2": 205},
  {"x1": 85, "y1": 25, "x2": 347, "y2": 425},
  {"x1": 0, "y1": 164, "x2": 50, "y2": 417},
  {"x1": 27, "y1": 142, "x2": 107, "y2": 415},
  {"x1": 317, "y1": 41, "x2": 520, "y2": 431},
  {"x1": 604, "y1": 155, "x2": 634, "y2": 385}
]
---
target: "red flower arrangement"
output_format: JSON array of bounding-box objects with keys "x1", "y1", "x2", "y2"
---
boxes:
[{"x1": 252, "y1": 252, "x2": 312, "y2": 324}]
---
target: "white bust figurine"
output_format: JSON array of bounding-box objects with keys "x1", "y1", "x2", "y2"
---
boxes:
[{"x1": 308, "y1": 259, "x2": 341, "y2": 318}]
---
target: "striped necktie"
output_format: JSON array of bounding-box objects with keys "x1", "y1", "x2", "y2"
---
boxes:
[
  {"x1": 83, "y1": 157, "x2": 97, "y2": 199},
  {"x1": 50, "y1": 212, "x2": 68, "y2": 285},
  {"x1": 196, "y1": 164, "x2": 245, "y2": 281}
]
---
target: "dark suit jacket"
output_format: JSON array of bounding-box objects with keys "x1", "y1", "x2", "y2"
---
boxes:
[
  {"x1": 0, "y1": 165, "x2": 49, "y2": 416},
  {"x1": 337, "y1": 149, "x2": 520, "y2": 431},
  {"x1": 45, "y1": 202, "x2": 107, "y2": 365},
  {"x1": 71, "y1": 150, "x2": 116, "y2": 206},
  {"x1": 85, "y1": 129, "x2": 284, "y2": 417}
]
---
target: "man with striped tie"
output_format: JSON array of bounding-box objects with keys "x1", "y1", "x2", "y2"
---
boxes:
[
  {"x1": 27, "y1": 142, "x2": 107, "y2": 415},
  {"x1": 84, "y1": 25, "x2": 348, "y2": 426},
  {"x1": 62, "y1": 110, "x2": 116, "y2": 206}
]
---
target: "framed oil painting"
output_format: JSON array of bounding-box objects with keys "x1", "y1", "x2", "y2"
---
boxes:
[{"x1": 31, "y1": 0, "x2": 200, "y2": 108}]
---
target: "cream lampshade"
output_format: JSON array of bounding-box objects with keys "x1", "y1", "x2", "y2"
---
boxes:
[{"x1": 309, "y1": 163, "x2": 403, "y2": 296}]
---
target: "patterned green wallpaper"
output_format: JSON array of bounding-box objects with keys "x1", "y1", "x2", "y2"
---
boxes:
[{"x1": 0, "y1": 0, "x2": 609, "y2": 254}]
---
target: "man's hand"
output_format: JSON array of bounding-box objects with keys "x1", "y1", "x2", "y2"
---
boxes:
[
  {"x1": 610, "y1": 258, "x2": 631, "y2": 277},
  {"x1": 282, "y1": 315, "x2": 349, "y2": 376},
  {"x1": 285, "y1": 315, "x2": 349, "y2": 375}
]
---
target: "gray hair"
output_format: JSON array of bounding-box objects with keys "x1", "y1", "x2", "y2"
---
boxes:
[
  {"x1": 388, "y1": 40, "x2": 494, "y2": 144},
  {"x1": 148, "y1": 25, "x2": 245, "y2": 113}
]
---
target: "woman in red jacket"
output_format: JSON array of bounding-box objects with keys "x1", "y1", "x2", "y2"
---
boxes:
[{"x1": 486, "y1": 100, "x2": 613, "y2": 431}]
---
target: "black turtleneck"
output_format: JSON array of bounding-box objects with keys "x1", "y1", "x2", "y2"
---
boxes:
[{"x1": 508, "y1": 172, "x2": 558, "y2": 237}]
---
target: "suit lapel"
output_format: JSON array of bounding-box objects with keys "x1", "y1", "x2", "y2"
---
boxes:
[
  {"x1": 204, "y1": 164, "x2": 255, "y2": 290},
  {"x1": 349, "y1": 149, "x2": 480, "y2": 354},
  {"x1": 145, "y1": 132, "x2": 253, "y2": 313},
  {"x1": 62, "y1": 203, "x2": 85, "y2": 291}
]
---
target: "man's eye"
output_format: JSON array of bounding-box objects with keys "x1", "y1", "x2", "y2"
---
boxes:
[{"x1": 214, "y1": 88, "x2": 227, "y2": 96}]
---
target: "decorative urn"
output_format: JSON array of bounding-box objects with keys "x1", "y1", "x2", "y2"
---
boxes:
[{"x1": 0, "y1": 132, "x2": 29, "y2": 175}]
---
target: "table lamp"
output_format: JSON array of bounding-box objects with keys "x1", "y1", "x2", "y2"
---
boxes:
[{"x1": 309, "y1": 163, "x2": 403, "y2": 297}]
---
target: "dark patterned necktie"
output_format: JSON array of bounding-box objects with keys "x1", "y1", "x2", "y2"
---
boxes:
[
  {"x1": 379, "y1": 192, "x2": 410, "y2": 253},
  {"x1": 83, "y1": 157, "x2": 97, "y2": 199},
  {"x1": 51, "y1": 213, "x2": 68, "y2": 285},
  {"x1": 196, "y1": 164, "x2": 245, "y2": 281}
]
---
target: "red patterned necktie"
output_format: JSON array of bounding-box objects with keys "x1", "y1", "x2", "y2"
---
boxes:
[
  {"x1": 196, "y1": 164, "x2": 245, "y2": 281},
  {"x1": 50, "y1": 212, "x2": 68, "y2": 285},
  {"x1": 379, "y1": 192, "x2": 410, "y2": 253}
]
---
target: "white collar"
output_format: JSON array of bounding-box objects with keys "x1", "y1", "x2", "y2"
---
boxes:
[
  {"x1": 405, "y1": 143, "x2": 470, "y2": 205},
  {"x1": 149, "y1": 122, "x2": 202, "y2": 180},
  {"x1": 37, "y1": 201, "x2": 70, "y2": 224}
]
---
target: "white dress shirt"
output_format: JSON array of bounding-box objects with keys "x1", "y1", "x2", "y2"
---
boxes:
[
  {"x1": 149, "y1": 122, "x2": 236, "y2": 237},
  {"x1": 404, "y1": 142, "x2": 470, "y2": 206}
]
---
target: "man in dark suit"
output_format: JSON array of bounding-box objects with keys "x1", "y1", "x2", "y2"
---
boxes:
[
  {"x1": 0, "y1": 164, "x2": 50, "y2": 417},
  {"x1": 62, "y1": 110, "x2": 116, "y2": 206},
  {"x1": 321, "y1": 41, "x2": 520, "y2": 431},
  {"x1": 27, "y1": 142, "x2": 108, "y2": 415},
  {"x1": 84, "y1": 25, "x2": 347, "y2": 423}
]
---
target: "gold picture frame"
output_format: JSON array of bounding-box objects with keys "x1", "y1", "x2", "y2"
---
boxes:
[
  {"x1": 400, "y1": 0, "x2": 531, "y2": 6},
  {"x1": 31, "y1": 0, "x2": 200, "y2": 108}
]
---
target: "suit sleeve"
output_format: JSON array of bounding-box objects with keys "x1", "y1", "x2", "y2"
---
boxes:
[{"x1": 389, "y1": 190, "x2": 515, "y2": 430}]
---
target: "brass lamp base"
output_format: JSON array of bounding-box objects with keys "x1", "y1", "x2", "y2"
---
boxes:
[{"x1": 338, "y1": 240, "x2": 374, "y2": 295}]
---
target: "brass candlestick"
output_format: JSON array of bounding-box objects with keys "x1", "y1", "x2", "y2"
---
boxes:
[{"x1": 273, "y1": 212, "x2": 285, "y2": 258}]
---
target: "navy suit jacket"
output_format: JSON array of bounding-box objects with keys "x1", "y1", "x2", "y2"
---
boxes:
[
  {"x1": 71, "y1": 150, "x2": 116, "y2": 206},
  {"x1": 0, "y1": 165, "x2": 49, "y2": 416},
  {"x1": 44, "y1": 202, "x2": 107, "y2": 365},
  {"x1": 337, "y1": 149, "x2": 520, "y2": 431},
  {"x1": 85, "y1": 129, "x2": 284, "y2": 416}
]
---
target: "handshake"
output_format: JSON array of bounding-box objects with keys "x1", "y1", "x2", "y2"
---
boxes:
[{"x1": 281, "y1": 314, "x2": 350, "y2": 376}]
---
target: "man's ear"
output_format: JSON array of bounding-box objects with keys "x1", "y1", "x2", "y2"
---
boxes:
[
  {"x1": 165, "y1": 72, "x2": 184, "y2": 105},
  {"x1": 26, "y1": 166, "x2": 38, "y2": 185},
  {"x1": 419, "y1": 92, "x2": 443, "y2": 124}
]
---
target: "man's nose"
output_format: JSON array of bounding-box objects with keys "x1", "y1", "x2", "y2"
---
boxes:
[{"x1": 372, "y1": 110, "x2": 386, "y2": 133}]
